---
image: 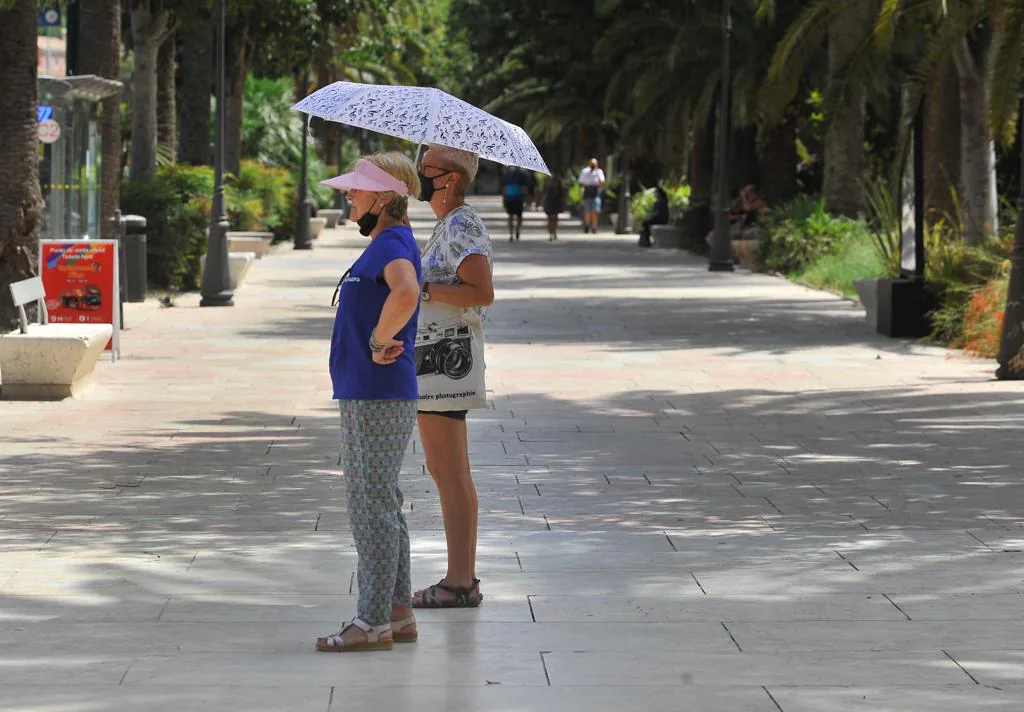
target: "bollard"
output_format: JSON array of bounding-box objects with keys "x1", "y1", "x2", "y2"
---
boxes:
[{"x1": 122, "y1": 215, "x2": 148, "y2": 302}]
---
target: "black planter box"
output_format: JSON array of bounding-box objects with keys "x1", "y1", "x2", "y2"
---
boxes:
[{"x1": 876, "y1": 278, "x2": 937, "y2": 338}]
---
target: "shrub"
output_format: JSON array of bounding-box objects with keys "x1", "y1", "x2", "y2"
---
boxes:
[
  {"x1": 926, "y1": 229, "x2": 1008, "y2": 346},
  {"x1": 667, "y1": 184, "x2": 691, "y2": 225},
  {"x1": 795, "y1": 230, "x2": 889, "y2": 298},
  {"x1": 631, "y1": 188, "x2": 657, "y2": 223},
  {"x1": 959, "y1": 274, "x2": 1008, "y2": 357},
  {"x1": 758, "y1": 195, "x2": 868, "y2": 274},
  {"x1": 234, "y1": 160, "x2": 294, "y2": 234},
  {"x1": 121, "y1": 165, "x2": 213, "y2": 291}
]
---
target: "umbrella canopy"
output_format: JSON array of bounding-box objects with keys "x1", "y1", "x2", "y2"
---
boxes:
[{"x1": 292, "y1": 82, "x2": 550, "y2": 175}]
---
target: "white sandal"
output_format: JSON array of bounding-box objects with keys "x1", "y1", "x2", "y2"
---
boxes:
[
  {"x1": 315, "y1": 618, "x2": 393, "y2": 652},
  {"x1": 391, "y1": 616, "x2": 417, "y2": 643}
]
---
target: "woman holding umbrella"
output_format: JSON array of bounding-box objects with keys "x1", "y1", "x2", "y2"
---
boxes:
[
  {"x1": 413, "y1": 144, "x2": 494, "y2": 608},
  {"x1": 315, "y1": 153, "x2": 423, "y2": 652}
]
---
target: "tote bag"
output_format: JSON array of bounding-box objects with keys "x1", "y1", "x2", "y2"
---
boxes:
[{"x1": 415, "y1": 300, "x2": 487, "y2": 411}]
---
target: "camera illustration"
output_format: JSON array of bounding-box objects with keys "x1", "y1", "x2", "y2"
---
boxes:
[{"x1": 416, "y1": 319, "x2": 473, "y2": 380}]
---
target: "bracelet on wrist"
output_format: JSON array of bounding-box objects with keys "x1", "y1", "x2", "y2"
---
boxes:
[{"x1": 369, "y1": 329, "x2": 385, "y2": 353}]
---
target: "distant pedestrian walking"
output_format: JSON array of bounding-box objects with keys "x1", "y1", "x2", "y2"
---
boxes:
[
  {"x1": 315, "y1": 153, "x2": 423, "y2": 653},
  {"x1": 542, "y1": 176, "x2": 567, "y2": 241},
  {"x1": 502, "y1": 166, "x2": 535, "y2": 241},
  {"x1": 577, "y1": 158, "x2": 605, "y2": 234}
]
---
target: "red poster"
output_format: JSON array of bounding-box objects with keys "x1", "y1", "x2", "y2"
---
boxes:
[{"x1": 39, "y1": 240, "x2": 120, "y2": 354}]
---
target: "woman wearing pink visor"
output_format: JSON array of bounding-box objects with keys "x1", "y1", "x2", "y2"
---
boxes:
[{"x1": 315, "y1": 153, "x2": 423, "y2": 652}]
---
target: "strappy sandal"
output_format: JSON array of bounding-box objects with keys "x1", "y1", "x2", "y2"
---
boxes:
[
  {"x1": 315, "y1": 618, "x2": 393, "y2": 652},
  {"x1": 411, "y1": 578, "x2": 483, "y2": 609},
  {"x1": 391, "y1": 616, "x2": 418, "y2": 643}
]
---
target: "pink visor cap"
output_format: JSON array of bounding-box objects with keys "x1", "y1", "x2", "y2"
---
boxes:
[{"x1": 320, "y1": 159, "x2": 409, "y2": 196}]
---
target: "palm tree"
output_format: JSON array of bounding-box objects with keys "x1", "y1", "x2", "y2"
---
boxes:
[
  {"x1": 129, "y1": 0, "x2": 175, "y2": 180},
  {"x1": 80, "y1": 0, "x2": 123, "y2": 240},
  {"x1": 0, "y1": 0, "x2": 45, "y2": 330}
]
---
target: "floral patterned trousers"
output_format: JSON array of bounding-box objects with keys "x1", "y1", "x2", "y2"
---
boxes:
[{"x1": 338, "y1": 399, "x2": 416, "y2": 625}]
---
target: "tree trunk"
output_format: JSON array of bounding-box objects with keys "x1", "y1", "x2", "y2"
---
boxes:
[
  {"x1": 0, "y1": 0, "x2": 45, "y2": 330},
  {"x1": 924, "y1": 55, "x2": 961, "y2": 227},
  {"x1": 224, "y1": 24, "x2": 248, "y2": 177},
  {"x1": 130, "y1": 1, "x2": 171, "y2": 180},
  {"x1": 177, "y1": 20, "x2": 212, "y2": 165},
  {"x1": 823, "y1": 4, "x2": 870, "y2": 217},
  {"x1": 79, "y1": 0, "x2": 122, "y2": 241},
  {"x1": 157, "y1": 30, "x2": 176, "y2": 164},
  {"x1": 953, "y1": 38, "x2": 998, "y2": 245},
  {"x1": 760, "y1": 110, "x2": 799, "y2": 207},
  {"x1": 731, "y1": 125, "x2": 760, "y2": 194}
]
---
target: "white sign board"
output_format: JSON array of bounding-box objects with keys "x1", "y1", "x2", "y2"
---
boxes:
[{"x1": 38, "y1": 119, "x2": 61, "y2": 144}]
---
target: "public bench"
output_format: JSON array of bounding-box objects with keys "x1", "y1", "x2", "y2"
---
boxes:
[
  {"x1": 0, "y1": 277, "x2": 111, "y2": 400},
  {"x1": 309, "y1": 217, "x2": 328, "y2": 239}
]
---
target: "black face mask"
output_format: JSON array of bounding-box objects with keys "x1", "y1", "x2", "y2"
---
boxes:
[
  {"x1": 356, "y1": 209, "x2": 380, "y2": 236},
  {"x1": 418, "y1": 170, "x2": 453, "y2": 202}
]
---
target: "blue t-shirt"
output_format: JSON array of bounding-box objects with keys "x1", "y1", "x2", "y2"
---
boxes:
[
  {"x1": 330, "y1": 225, "x2": 421, "y2": 401},
  {"x1": 503, "y1": 168, "x2": 531, "y2": 199}
]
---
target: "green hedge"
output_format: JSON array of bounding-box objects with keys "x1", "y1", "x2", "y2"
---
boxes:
[
  {"x1": 121, "y1": 162, "x2": 297, "y2": 290},
  {"x1": 757, "y1": 195, "x2": 869, "y2": 275}
]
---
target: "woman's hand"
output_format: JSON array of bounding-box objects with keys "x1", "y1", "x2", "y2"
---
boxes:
[{"x1": 372, "y1": 336, "x2": 404, "y2": 365}]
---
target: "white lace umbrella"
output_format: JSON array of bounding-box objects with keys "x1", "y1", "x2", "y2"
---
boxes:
[{"x1": 292, "y1": 81, "x2": 550, "y2": 175}]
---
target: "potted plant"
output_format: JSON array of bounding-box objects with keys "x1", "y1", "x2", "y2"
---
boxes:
[{"x1": 650, "y1": 183, "x2": 691, "y2": 248}]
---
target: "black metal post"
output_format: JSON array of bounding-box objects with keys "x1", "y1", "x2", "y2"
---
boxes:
[
  {"x1": 294, "y1": 74, "x2": 313, "y2": 250},
  {"x1": 200, "y1": 0, "x2": 234, "y2": 307},
  {"x1": 708, "y1": 0, "x2": 734, "y2": 272},
  {"x1": 615, "y1": 147, "x2": 631, "y2": 234},
  {"x1": 913, "y1": 105, "x2": 926, "y2": 278},
  {"x1": 996, "y1": 96, "x2": 1024, "y2": 380}
]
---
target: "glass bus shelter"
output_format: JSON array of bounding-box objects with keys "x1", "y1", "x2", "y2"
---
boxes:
[{"x1": 38, "y1": 74, "x2": 122, "y2": 241}]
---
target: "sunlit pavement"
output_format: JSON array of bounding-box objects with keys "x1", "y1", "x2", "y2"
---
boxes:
[{"x1": 2, "y1": 196, "x2": 1023, "y2": 711}]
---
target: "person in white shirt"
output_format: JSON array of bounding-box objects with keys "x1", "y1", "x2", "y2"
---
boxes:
[{"x1": 577, "y1": 158, "x2": 606, "y2": 234}]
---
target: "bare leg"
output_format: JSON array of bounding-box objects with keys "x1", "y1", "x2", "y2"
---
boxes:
[{"x1": 414, "y1": 413, "x2": 478, "y2": 601}]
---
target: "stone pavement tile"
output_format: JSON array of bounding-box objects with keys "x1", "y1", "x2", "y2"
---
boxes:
[
  {"x1": 529, "y1": 593, "x2": 905, "y2": 622},
  {"x1": 543, "y1": 650, "x2": 966, "y2": 687},
  {"x1": 121, "y1": 649, "x2": 547, "y2": 687},
  {"x1": 730, "y1": 620, "x2": 1024, "y2": 652},
  {"x1": 887, "y1": 593, "x2": 1024, "y2": 620},
  {"x1": 767, "y1": 685, "x2": 1024, "y2": 711},
  {"x1": 485, "y1": 530, "x2": 677, "y2": 553},
  {"x1": 0, "y1": 659, "x2": 131, "y2": 686},
  {"x1": 0, "y1": 686, "x2": 332, "y2": 712},
  {"x1": 0, "y1": 594, "x2": 168, "y2": 623},
  {"x1": 330, "y1": 686, "x2": 778, "y2": 712},
  {"x1": 159, "y1": 593, "x2": 533, "y2": 623},
  {"x1": 946, "y1": 649, "x2": 1024, "y2": 685}
]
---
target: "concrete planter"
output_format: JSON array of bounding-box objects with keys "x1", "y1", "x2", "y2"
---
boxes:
[
  {"x1": 226, "y1": 232, "x2": 273, "y2": 258},
  {"x1": 853, "y1": 279, "x2": 879, "y2": 331},
  {"x1": 309, "y1": 217, "x2": 328, "y2": 239},
  {"x1": 652, "y1": 224, "x2": 685, "y2": 249},
  {"x1": 201, "y1": 252, "x2": 256, "y2": 291},
  {"x1": 731, "y1": 238, "x2": 760, "y2": 270},
  {"x1": 318, "y1": 209, "x2": 344, "y2": 228}
]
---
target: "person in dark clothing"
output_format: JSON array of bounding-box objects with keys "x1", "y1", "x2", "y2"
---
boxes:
[
  {"x1": 541, "y1": 176, "x2": 567, "y2": 241},
  {"x1": 638, "y1": 185, "x2": 669, "y2": 247},
  {"x1": 502, "y1": 166, "x2": 535, "y2": 242}
]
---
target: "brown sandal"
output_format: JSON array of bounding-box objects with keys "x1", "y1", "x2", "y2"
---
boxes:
[
  {"x1": 412, "y1": 579, "x2": 483, "y2": 609},
  {"x1": 391, "y1": 615, "x2": 418, "y2": 643}
]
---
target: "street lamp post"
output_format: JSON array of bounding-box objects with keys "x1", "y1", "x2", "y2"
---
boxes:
[
  {"x1": 200, "y1": 0, "x2": 234, "y2": 307},
  {"x1": 708, "y1": 0, "x2": 735, "y2": 273},
  {"x1": 294, "y1": 74, "x2": 313, "y2": 251},
  {"x1": 996, "y1": 96, "x2": 1024, "y2": 379}
]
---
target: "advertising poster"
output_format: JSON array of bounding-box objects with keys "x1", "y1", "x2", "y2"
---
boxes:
[{"x1": 39, "y1": 240, "x2": 120, "y2": 359}]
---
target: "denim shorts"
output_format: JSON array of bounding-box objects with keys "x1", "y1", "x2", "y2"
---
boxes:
[{"x1": 582, "y1": 197, "x2": 601, "y2": 213}]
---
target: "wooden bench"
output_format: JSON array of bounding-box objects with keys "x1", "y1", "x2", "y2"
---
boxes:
[{"x1": 0, "y1": 277, "x2": 112, "y2": 400}]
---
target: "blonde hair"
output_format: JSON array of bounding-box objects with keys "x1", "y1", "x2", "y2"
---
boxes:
[
  {"x1": 361, "y1": 152, "x2": 419, "y2": 219},
  {"x1": 427, "y1": 144, "x2": 479, "y2": 196}
]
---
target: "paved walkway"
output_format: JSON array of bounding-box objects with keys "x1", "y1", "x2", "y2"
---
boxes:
[{"x1": 2, "y1": 196, "x2": 1024, "y2": 711}]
